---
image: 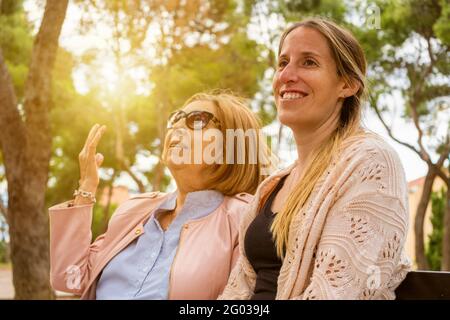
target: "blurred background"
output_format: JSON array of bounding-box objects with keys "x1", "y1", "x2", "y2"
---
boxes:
[{"x1": 0, "y1": 0, "x2": 448, "y2": 299}]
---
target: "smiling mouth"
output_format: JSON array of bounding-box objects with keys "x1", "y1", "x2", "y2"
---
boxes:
[{"x1": 280, "y1": 91, "x2": 309, "y2": 100}]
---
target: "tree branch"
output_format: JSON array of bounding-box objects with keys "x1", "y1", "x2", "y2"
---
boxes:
[
  {"x1": 435, "y1": 139, "x2": 450, "y2": 187},
  {"x1": 18, "y1": 0, "x2": 69, "y2": 191},
  {"x1": 123, "y1": 164, "x2": 146, "y2": 193},
  {"x1": 0, "y1": 48, "x2": 26, "y2": 174},
  {"x1": 425, "y1": 36, "x2": 436, "y2": 76},
  {"x1": 23, "y1": 0, "x2": 69, "y2": 163},
  {"x1": 409, "y1": 100, "x2": 432, "y2": 163},
  {"x1": 370, "y1": 97, "x2": 422, "y2": 156}
]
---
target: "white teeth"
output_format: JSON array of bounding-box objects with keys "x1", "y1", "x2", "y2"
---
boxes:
[{"x1": 282, "y1": 92, "x2": 306, "y2": 100}]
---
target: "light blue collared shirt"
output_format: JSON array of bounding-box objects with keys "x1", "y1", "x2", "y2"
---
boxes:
[{"x1": 95, "y1": 190, "x2": 224, "y2": 300}]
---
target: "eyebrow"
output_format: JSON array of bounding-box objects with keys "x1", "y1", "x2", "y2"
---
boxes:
[{"x1": 279, "y1": 50, "x2": 322, "y2": 59}]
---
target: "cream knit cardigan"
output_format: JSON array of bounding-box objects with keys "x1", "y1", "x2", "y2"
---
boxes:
[{"x1": 219, "y1": 133, "x2": 411, "y2": 300}]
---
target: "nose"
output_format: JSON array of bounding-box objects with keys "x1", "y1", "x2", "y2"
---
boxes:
[
  {"x1": 170, "y1": 127, "x2": 186, "y2": 141},
  {"x1": 278, "y1": 63, "x2": 299, "y2": 85},
  {"x1": 168, "y1": 127, "x2": 192, "y2": 148}
]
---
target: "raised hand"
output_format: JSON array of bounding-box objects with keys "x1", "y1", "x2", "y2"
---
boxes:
[{"x1": 75, "y1": 124, "x2": 106, "y2": 204}]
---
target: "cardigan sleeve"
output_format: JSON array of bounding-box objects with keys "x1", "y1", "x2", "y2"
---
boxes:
[
  {"x1": 293, "y1": 142, "x2": 411, "y2": 300},
  {"x1": 218, "y1": 255, "x2": 254, "y2": 300},
  {"x1": 295, "y1": 191, "x2": 410, "y2": 300}
]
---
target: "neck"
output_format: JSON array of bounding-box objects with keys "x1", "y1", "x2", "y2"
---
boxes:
[
  {"x1": 175, "y1": 188, "x2": 187, "y2": 211},
  {"x1": 292, "y1": 105, "x2": 341, "y2": 165},
  {"x1": 171, "y1": 170, "x2": 203, "y2": 212}
]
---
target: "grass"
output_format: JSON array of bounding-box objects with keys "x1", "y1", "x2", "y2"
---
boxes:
[{"x1": 0, "y1": 262, "x2": 11, "y2": 270}]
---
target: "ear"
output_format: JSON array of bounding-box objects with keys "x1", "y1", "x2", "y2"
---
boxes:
[{"x1": 338, "y1": 78, "x2": 360, "y2": 99}]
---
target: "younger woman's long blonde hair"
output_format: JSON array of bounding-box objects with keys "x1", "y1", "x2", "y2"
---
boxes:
[{"x1": 271, "y1": 18, "x2": 368, "y2": 258}]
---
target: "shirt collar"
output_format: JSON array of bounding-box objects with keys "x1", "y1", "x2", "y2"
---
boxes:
[
  {"x1": 153, "y1": 189, "x2": 224, "y2": 222},
  {"x1": 180, "y1": 189, "x2": 224, "y2": 220},
  {"x1": 157, "y1": 192, "x2": 177, "y2": 211}
]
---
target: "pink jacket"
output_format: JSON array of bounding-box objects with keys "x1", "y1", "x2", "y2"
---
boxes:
[{"x1": 49, "y1": 191, "x2": 252, "y2": 299}]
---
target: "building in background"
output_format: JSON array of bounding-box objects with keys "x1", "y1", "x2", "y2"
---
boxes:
[
  {"x1": 406, "y1": 175, "x2": 447, "y2": 269},
  {"x1": 99, "y1": 185, "x2": 131, "y2": 207}
]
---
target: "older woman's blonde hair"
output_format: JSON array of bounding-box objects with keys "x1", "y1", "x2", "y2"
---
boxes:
[{"x1": 181, "y1": 90, "x2": 277, "y2": 196}]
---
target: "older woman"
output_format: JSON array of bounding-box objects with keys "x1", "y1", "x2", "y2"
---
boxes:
[
  {"x1": 49, "y1": 92, "x2": 275, "y2": 300},
  {"x1": 219, "y1": 18, "x2": 411, "y2": 300}
]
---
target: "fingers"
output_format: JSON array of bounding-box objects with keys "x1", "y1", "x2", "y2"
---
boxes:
[
  {"x1": 95, "y1": 153, "x2": 104, "y2": 167},
  {"x1": 87, "y1": 125, "x2": 106, "y2": 156},
  {"x1": 82, "y1": 124, "x2": 101, "y2": 153},
  {"x1": 78, "y1": 124, "x2": 105, "y2": 189}
]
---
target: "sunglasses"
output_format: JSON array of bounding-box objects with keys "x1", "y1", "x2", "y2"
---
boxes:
[{"x1": 167, "y1": 110, "x2": 221, "y2": 130}]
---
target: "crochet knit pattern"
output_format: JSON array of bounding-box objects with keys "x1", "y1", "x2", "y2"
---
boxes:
[{"x1": 219, "y1": 133, "x2": 411, "y2": 300}]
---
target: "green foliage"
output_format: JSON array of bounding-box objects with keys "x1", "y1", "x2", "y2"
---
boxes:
[
  {"x1": 0, "y1": 210, "x2": 9, "y2": 263},
  {"x1": 151, "y1": 32, "x2": 266, "y2": 110},
  {"x1": 434, "y1": 0, "x2": 450, "y2": 45},
  {"x1": 0, "y1": 241, "x2": 9, "y2": 263},
  {"x1": 1, "y1": 0, "x2": 24, "y2": 15},
  {"x1": 0, "y1": 2, "x2": 32, "y2": 100},
  {"x1": 280, "y1": 0, "x2": 347, "y2": 23},
  {"x1": 426, "y1": 188, "x2": 446, "y2": 271}
]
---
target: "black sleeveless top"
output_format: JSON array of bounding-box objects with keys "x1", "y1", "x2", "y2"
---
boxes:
[{"x1": 244, "y1": 175, "x2": 287, "y2": 300}]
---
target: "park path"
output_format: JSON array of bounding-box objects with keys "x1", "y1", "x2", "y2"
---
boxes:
[
  {"x1": 0, "y1": 268, "x2": 14, "y2": 299},
  {"x1": 0, "y1": 267, "x2": 74, "y2": 299}
]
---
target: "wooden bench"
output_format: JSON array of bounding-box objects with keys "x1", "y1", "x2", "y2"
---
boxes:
[{"x1": 395, "y1": 271, "x2": 450, "y2": 299}]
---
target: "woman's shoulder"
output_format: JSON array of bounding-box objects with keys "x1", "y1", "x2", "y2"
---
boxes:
[
  {"x1": 339, "y1": 132, "x2": 404, "y2": 170},
  {"x1": 223, "y1": 192, "x2": 253, "y2": 211},
  {"x1": 221, "y1": 192, "x2": 254, "y2": 223},
  {"x1": 111, "y1": 191, "x2": 169, "y2": 217},
  {"x1": 128, "y1": 191, "x2": 167, "y2": 200},
  {"x1": 334, "y1": 132, "x2": 408, "y2": 198}
]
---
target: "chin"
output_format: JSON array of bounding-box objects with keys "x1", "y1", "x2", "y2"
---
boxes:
[
  {"x1": 166, "y1": 154, "x2": 188, "y2": 170},
  {"x1": 278, "y1": 108, "x2": 301, "y2": 127}
]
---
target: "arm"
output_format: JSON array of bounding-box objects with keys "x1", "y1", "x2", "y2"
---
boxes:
[
  {"x1": 49, "y1": 202, "x2": 106, "y2": 295},
  {"x1": 296, "y1": 182, "x2": 410, "y2": 299},
  {"x1": 219, "y1": 198, "x2": 254, "y2": 300},
  {"x1": 218, "y1": 256, "x2": 254, "y2": 300},
  {"x1": 293, "y1": 139, "x2": 412, "y2": 300},
  {"x1": 49, "y1": 124, "x2": 107, "y2": 295}
]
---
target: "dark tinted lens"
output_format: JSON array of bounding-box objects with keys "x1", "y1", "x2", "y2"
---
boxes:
[{"x1": 186, "y1": 111, "x2": 211, "y2": 129}]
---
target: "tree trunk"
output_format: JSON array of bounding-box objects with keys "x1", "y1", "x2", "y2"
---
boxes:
[
  {"x1": 414, "y1": 168, "x2": 436, "y2": 270},
  {"x1": 441, "y1": 180, "x2": 450, "y2": 271},
  {"x1": 101, "y1": 170, "x2": 117, "y2": 233},
  {"x1": 151, "y1": 101, "x2": 168, "y2": 191},
  {"x1": 151, "y1": 160, "x2": 164, "y2": 191},
  {"x1": 123, "y1": 165, "x2": 146, "y2": 193},
  {"x1": 0, "y1": 0, "x2": 68, "y2": 299},
  {"x1": 113, "y1": 100, "x2": 146, "y2": 193},
  {"x1": 151, "y1": 74, "x2": 171, "y2": 192}
]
